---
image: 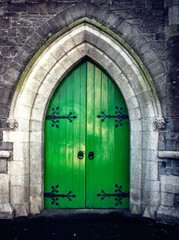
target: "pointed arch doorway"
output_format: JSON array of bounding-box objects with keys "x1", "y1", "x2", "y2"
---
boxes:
[{"x1": 44, "y1": 60, "x2": 130, "y2": 209}]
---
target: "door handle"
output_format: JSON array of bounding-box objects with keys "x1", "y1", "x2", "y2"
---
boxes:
[
  {"x1": 88, "y1": 151, "x2": 94, "y2": 160},
  {"x1": 78, "y1": 151, "x2": 84, "y2": 159}
]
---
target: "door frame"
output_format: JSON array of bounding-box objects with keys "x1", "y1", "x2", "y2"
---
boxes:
[{"x1": 4, "y1": 19, "x2": 164, "y2": 217}]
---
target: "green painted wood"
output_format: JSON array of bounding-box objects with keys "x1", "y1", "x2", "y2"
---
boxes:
[
  {"x1": 86, "y1": 62, "x2": 130, "y2": 208},
  {"x1": 44, "y1": 60, "x2": 129, "y2": 209},
  {"x1": 44, "y1": 62, "x2": 87, "y2": 208}
]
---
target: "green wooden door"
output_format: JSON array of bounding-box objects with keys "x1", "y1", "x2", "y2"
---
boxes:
[{"x1": 44, "y1": 61, "x2": 130, "y2": 209}]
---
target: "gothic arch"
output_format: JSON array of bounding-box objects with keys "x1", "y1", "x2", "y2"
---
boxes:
[{"x1": 4, "y1": 20, "x2": 164, "y2": 217}]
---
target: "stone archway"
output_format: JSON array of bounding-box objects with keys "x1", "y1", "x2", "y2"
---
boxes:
[{"x1": 4, "y1": 20, "x2": 164, "y2": 217}]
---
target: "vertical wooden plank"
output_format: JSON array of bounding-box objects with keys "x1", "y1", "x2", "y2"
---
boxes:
[
  {"x1": 86, "y1": 61, "x2": 95, "y2": 208},
  {"x1": 93, "y1": 65, "x2": 102, "y2": 208}
]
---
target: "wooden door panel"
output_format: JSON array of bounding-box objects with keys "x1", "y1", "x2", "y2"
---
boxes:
[
  {"x1": 44, "y1": 62, "x2": 87, "y2": 208},
  {"x1": 86, "y1": 61, "x2": 130, "y2": 208}
]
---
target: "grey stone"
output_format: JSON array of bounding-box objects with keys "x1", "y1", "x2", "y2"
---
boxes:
[
  {"x1": 0, "y1": 159, "x2": 7, "y2": 173},
  {"x1": 161, "y1": 192, "x2": 174, "y2": 206},
  {"x1": 0, "y1": 142, "x2": 13, "y2": 151},
  {"x1": 174, "y1": 194, "x2": 179, "y2": 208},
  {"x1": 157, "y1": 206, "x2": 179, "y2": 224},
  {"x1": 0, "y1": 203, "x2": 14, "y2": 219},
  {"x1": 171, "y1": 167, "x2": 179, "y2": 176}
]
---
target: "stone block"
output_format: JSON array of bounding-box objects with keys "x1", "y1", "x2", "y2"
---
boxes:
[
  {"x1": 0, "y1": 150, "x2": 11, "y2": 159},
  {"x1": 126, "y1": 96, "x2": 139, "y2": 111},
  {"x1": 161, "y1": 192, "x2": 174, "y2": 206},
  {"x1": 37, "y1": 52, "x2": 57, "y2": 72},
  {"x1": 130, "y1": 178, "x2": 141, "y2": 190},
  {"x1": 171, "y1": 167, "x2": 179, "y2": 176},
  {"x1": 143, "y1": 206, "x2": 156, "y2": 219},
  {"x1": 131, "y1": 129, "x2": 142, "y2": 150},
  {"x1": 117, "y1": 20, "x2": 133, "y2": 39},
  {"x1": 131, "y1": 160, "x2": 142, "y2": 178},
  {"x1": 130, "y1": 149, "x2": 142, "y2": 163},
  {"x1": 174, "y1": 194, "x2": 179, "y2": 208},
  {"x1": 105, "y1": 12, "x2": 119, "y2": 28},
  {"x1": 143, "y1": 131, "x2": 159, "y2": 151},
  {"x1": 169, "y1": 6, "x2": 179, "y2": 25},
  {"x1": 15, "y1": 104, "x2": 31, "y2": 120},
  {"x1": 47, "y1": 18, "x2": 59, "y2": 33},
  {"x1": 0, "y1": 203, "x2": 14, "y2": 219},
  {"x1": 157, "y1": 206, "x2": 179, "y2": 224},
  {"x1": 143, "y1": 190, "x2": 160, "y2": 206},
  {"x1": 3, "y1": 131, "x2": 29, "y2": 145},
  {"x1": 25, "y1": 32, "x2": 43, "y2": 51},
  {"x1": 25, "y1": 78, "x2": 41, "y2": 94},
  {"x1": 31, "y1": 107, "x2": 44, "y2": 122},
  {"x1": 28, "y1": 65, "x2": 48, "y2": 83},
  {"x1": 30, "y1": 119, "x2": 42, "y2": 132},
  {"x1": 143, "y1": 180, "x2": 160, "y2": 192},
  {"x1": 10, "y1": 173, "x2": 29, "y2": 186},
  {"x1": 8, "y1": 161, "x2": 29, "y2": 178},
  {"x1": 13, "y1": 203, "x2": 29, "y2": 217},
  {"x1": 30, "y1": 142, "x2": 42, "y2": 162},
  {"x1": 85, "y1": 28, "x2": 99, "y2": 48},
  {"x1": 10, "y1": 186, "x2": 29, "y2": 205},
  {"x1": 30, "y1": 173, "x2": 43, "y2": 185},
  {"x1": 53, "y1": 13, "x2": 67, "y2": 29},
  {"x1": 30, "y1": 195, "x2": 43, "y2": 214},
  {"x1": 0, "y1": 174, "x2": 9, "y2": 203},
  {"x1": 130, "y1": 188, "x2": 141, "y2": 203},
  {"x1": 0, "y1": 159, "x2": 7, "y2": 173},
  {"x1": 144, "y1": 161, "x2": 158, "y2": 181},
  {"x1": 30, "y1": 131, "x2": 42, "y2": 143},
  {"x1": 143, "y1": 149, "x2": 158, "y2": 161},
  {"x1": 130, "y1": 119, "x2": 142, "y2": 132},
  {"x1": 161, "y1": 175, "x2": 179, "y2": 193},
  {"x1": 129, "y1": 107, "x2": 141, "y2": 121},
  {"x1": 130, "y1": 202, "x2": 141, "y2": 215},
  {"x1": 13, "y1": 141, "x2": 29, "y2": 161},
  {"x1": 36, "y1": 22, "x2": 54, "y2": 40},
  {"x1": 30, "y1": 185, "x2": 42, "y2": 199},
  {"x1": 141, "y1": 104, "x2": 155, "y2": 119}
]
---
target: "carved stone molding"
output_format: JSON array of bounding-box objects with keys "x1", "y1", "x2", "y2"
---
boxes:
[
  {"x1": 154, "y1": 118, "x2": 165, "y2": 131},
  {"x1": 7, "y1": 119, "x2": 18, "y2": 131},
  {"x1": 0, "y1": 151, "x2": 11, "y2": 159},
  {"x1": 158, "y1": 151, "x2": 179, "y2": 159}
]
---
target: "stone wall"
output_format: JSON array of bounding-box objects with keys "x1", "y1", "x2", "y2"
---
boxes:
[{"x1": 0, "y1": 0, "x2": 178, "y2": 223}]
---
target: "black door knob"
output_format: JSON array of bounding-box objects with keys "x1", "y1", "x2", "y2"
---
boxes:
[
  {"x1": 88, "y1": 151, "x2": 94, "y2": 160},
  {"x1": 78, "y1": 151, "x2": 84, "y2": 159}
]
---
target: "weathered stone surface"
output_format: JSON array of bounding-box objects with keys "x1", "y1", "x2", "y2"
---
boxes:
[
  {"x1": 0, "y1": 174, "x2": 9, "y2": 203},
  {"x1": 0, "y1": 159, "x2": 7, "y2": 173},
  {"x1": 161, "y1": 192, "x2": 174, "y2": 206},
  {"x1": 0, "y1": 151, "x2": 11, "y2": 158},
  {"x1": 0, "y1": 203, "x2": 14, "y2": 219},
  {"x1": 157, "y1": 206, "x2": 179, "y2": 224}
]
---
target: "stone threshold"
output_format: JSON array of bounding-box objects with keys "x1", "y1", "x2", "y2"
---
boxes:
[{"x1": 30, "y1": 209, "x2": 132, "y2": 220}]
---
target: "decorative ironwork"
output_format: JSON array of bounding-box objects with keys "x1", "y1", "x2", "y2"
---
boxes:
[
  {"x1": 46, "y1": 106, "x2": 77, "y2": 128},
  {"x1": 78, "y1": 151, "x2": 84, "y2": 159},
  {"x1": 97, "y1": 184, "x2": 129, "y2": 206},
  {"x1": 44, "y1": 185, "x2": 76, "y2": 206},
  {"x1": 97, "y1": 106, "x2": 128, "y2": 128},
  {"x1": 88, "y1": 151, "x2": 94, "y2": 160}
]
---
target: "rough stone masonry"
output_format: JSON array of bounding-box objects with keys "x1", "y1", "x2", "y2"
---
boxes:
[{"x1": 0, "y1": 0, "x2": 179, "y2": 223}]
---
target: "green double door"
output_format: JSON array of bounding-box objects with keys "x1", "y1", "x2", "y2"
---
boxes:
[{"x1": 44, "y1": 61, "x2": 130, "y2": 209}]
